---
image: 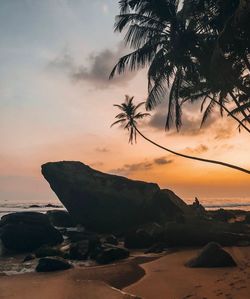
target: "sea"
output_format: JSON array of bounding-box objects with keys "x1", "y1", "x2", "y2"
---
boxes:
[{"x1": 0, "y1": 197, "x2": 250, "y2": 219}]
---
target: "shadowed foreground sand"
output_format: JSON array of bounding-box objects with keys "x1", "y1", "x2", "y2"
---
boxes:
[
  {"x1": 125, "y1": 247, "x2": 250, "y2": 299},
  {"x1": 0, "y1": 261, "x2": 144, "y2": 299},
  {"x1": 0, "y1": 247, "x2": 250, "y2": 299}
]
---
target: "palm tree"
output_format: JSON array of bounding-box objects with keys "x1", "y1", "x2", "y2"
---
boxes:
[
  {"x1": 111, "y1": 95, "x2": 150, "y2": 144},
  {"x1": 110, "y1": 0, "x2": 250, "y2": 134},
  {"x1": 111, "y1": 96, "x2": 250, "y2": 175}
]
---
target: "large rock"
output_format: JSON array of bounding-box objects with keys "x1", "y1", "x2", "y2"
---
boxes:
[
  {"x1": 46, "y1": 210, "x2": 76, "y2": 227},
  {"x1": 36, "y1": 257, "x2": 72, "y2": 272},
  {"x1": 95, "y1": 244, "x2": 130, "y2": 264},
  {"x1": 186, "y1": 242, "x2": 237, "y2": 268},
  {"x1": 0, "y1": 212, "x2": 63, "y2": 252},
  {"x1": 124, "y1": 222, "x2": 164, "y2": 249},
  {"x1": 69, "y1": 240, "x2": 90, "y2": 260},
  {"x1": 35, "y1": 246, "x2": 64, "y2": 258},
  {"x1": 0, "y1": 212, "x2": 50, "y2": 227},
  {"x1": 41, "y1": 161, "x2": 191, "y2": 232},
  {"x1": 162, "y1": 220, "x2": 250, "y2": 247}
]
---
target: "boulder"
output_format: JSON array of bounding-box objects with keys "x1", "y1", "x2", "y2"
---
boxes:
[
  {"x1": 209, "y1": 209, "x2": 235, "y2": 222},
  {"x1": 0, "y1": 212, "x2": 63, "y2": 252},
  {"x1": 35, "y1": 246, "x2": 64, "y2": 258},
  {"x1": 190, "y1": 197, "x2": 206, "y2": 215},
  {"x1": 41, "y1": 161, "x2": 191, "y2": 232},
  {"x1": 95, "y1": 245, "x2": 129, "y2": 264},
  {"x1": 23, "y1": 254, "x2": 35, "y2": 262},
  {"x1": 144, "y1": 242, "x2": 167, "y2": 254},
  {"x1": 124, "y1": 222, "x2": 164, "y2": 249},
  {"x1": 46, "y1": 210, "x2": 76, "y2": 227},
  {"x1": 101, "y1": 234, "x2": 119, "y2": 246},
  {"x1": 162, "y1": 220, "x2": 250, "y2": 247},
  {"x1": 36, "y1": 257, "x2": 72, "y2": 272},
  {"x1": 186, "y1": 242, "x2": 237, "y2": 268},
  {"x1": 0, "y1": 212, "x2": 50, "y2": 227},
  {"x1": 245, "y1": 213, "x2": 250, "y2": 223},
  {"x1": 69, "y1": 240, "x2": 90, "y2": 260}
]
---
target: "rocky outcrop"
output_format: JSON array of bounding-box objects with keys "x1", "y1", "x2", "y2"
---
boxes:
[
  {"x1": 36, "y1": 257, "x2": 72, "y2": 272},
  {"x1": 186, "y1": 242, "x2": 237, "y2": 268},
  {"x1": 41, "y1": 161, "x2": 191, "y2": 232},
  {"x1": 95, "y1": 244, "x2": 130, "y2": 264},
  {"x1": 46, "y1": 210, "x2": 76, "y2": 227},
  {"x1": 69, "y1": 240, "x2": 90, "y2": 260},
  {"x1": 162, "y1": 220, "x2": 250, "y2": 247},
  {"x1": 124, "y1": 222, "x2": 164, "y2": 249},
  {"x1": 35, "y1": 246, "x2": 64, "y2": 258},
  {"x1": 0, "y1": 212, "x2": 63, "y2": 252}
]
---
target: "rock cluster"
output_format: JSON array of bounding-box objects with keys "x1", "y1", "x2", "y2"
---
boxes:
[{"x1": 0, "y1": 212, "x2": 63, "y2": 252}]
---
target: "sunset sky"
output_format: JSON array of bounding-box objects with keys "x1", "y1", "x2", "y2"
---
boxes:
[{"x1": 0, "y1": 0, "x2": 249, "y2": 204}]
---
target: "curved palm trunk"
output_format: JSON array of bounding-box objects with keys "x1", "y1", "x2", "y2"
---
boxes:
[{"x1": 134, "y1": 127, "x2": 250, "y2": 175}]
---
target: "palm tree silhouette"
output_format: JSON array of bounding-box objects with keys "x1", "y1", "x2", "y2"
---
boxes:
[
  {"x1": 110, "y1": 0, "x2": 250, "y2": 134},
  {"x1": 111, "y1": 96, "x2": 250, "y2": 175}
]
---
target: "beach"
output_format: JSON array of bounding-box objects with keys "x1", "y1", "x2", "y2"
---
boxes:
[{"x1": 0, "y1": 246, "x2": 250, "y2": 299}]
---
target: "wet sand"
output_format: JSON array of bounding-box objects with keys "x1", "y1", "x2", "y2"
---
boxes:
[
  {"x1": 0, "y1": 260, "x2": 144, "y2": 299},
  {"x1": 0, "y1": 247, "x2": 250, "y2": 299},
  {"x1": 125, "y1": 246, "x2": 250, "y2": 299}
]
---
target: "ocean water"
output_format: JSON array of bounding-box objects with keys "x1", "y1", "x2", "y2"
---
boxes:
[
  {"x1": 0, "y1": 197, "x2": 250, "y2": 219},
  {"x1": 0, "y1": 199, "x2": 64, "y2": 219}
]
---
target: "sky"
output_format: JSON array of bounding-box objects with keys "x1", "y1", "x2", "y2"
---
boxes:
[{"x1": 0, "y1": 0, "x2": 249, "y2": 204}]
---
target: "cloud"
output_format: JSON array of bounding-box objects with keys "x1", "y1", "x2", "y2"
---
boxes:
[
  {"x1": 149, "y1": 108, "x2": 215, "y2": 135},
  {"x1": 147, "y1": 101, "x2": 236, "y2": 141},
  {"x1": 71, "y1": 44, "x2": 136, "y2": 88},
  {"x1": 154, "y1": 156, "x2": 173, "y2": 165},
  {"x1": 110, "y1": 156, "x2": 173, "y2": 176},
  {"x1": 47, "y1": 43, "x2": 136, "y2": 89},
  {"x1": 214, "y1": 126, "x2": 235, "y2": 140},
  {"x1": 183, "y1": 144, "x2": 209, "y2": 155},
  {"x1": 95, "y1": 147, "x2": 109, "y2": 153},
  {"x1": 47, "y1": 48, "x2": 74, "y2": 72}
]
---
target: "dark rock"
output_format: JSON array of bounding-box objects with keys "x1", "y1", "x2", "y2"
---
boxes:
[
  {"x1": 69, "y1": 240, "x2": 89, "y2": 260},
  {"x1": 186, "y1": 242, "x2": 237, "y2": 268},
  {"x1": 190, "y1": 197, "x2": 206, "y2": 215},
  {"x1": 0, "y1": 212, "x2": 63, "y2": 252},
  {"x1": 23, "y1": 254, "x2": 35, "y2": 262},
  {"x1": 36, "y1": 257, "x2": 72, "y2": 272},
  {"x1": 46, "y1": 210, "x2": 76, "y2": 227},
  {"x1": 101, "y1": 235, "x2": 118, "y2": 246},
  {"x1": 95, "y1": 245, "x2": 129, "y2": 264},
  {"x1": 65, "y1": 231, "x2": 88, "y2": 242},
  {"x1": 125, "y1": 222, "x2": 164, "y2": 249},
  {"x1": 41, "y1": 161, "x2": 192, "y2": 232},
  {"x1": 0, "y1": 212, "x2": 50, "y2": 227},
  {"x1": 144, "y1": 242, "x2": 167, "y2": 254},
  {"x1": 35, "y1": 246, "x2": 63, "y2": 258},
  {"x1": 29, "y1": 205, "x2": 40, "y2": 208},
  {"x1": 162, "y1": 220, "x2": 250, "y2": 247},
  {"x1": 245, "y1": 213, "x2": 250, "y2": 223},
  {"x1": 209, "y1": 209, "x2": 235, "y2": 222},
  {"x1": 45, "y1": 204, "x2": 61, "y2": 208}
]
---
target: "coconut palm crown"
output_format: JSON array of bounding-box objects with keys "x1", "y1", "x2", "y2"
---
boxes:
[{"x1": 111, "y1": 95, "x2": 150, "y2": 144}]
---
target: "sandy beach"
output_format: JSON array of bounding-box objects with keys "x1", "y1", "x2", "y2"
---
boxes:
[
  {"x1": 0, "y1": 246, "x2": 249, "y2": 299},
  {"x1": 0, "y1": 259, "x2": 144, "y2": 299},
  {"x1": 125, "y1": 247, "x2": 250, "y2": 299}
]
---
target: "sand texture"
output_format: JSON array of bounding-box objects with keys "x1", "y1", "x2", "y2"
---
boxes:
[{"x1": 125, "y1": 247, "x2": 250, "y2": 299}]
